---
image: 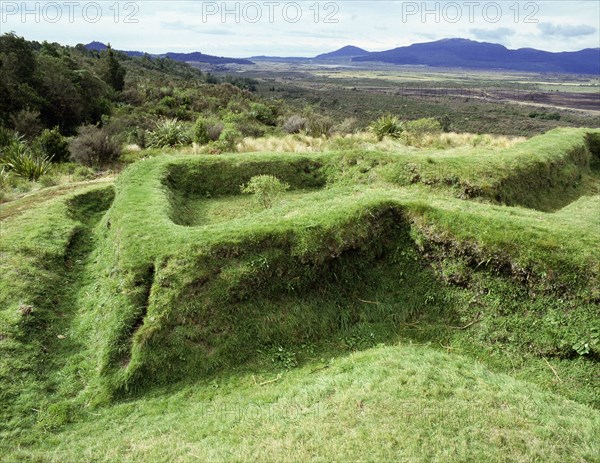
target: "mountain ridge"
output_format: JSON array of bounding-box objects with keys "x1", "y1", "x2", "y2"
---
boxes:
[
  {"x1": 86, "y1": 39, "x2": 600, "y2": 74},
  {"x1": 84, "y1": 41, "x2": 253, "y2": 65},
  {"x1": 353, "y1": 38, "x2": 599, "y2": 75}
]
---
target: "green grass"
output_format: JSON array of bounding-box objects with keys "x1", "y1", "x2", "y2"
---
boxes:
[
  {"x1": 175, "y1": 189, "x2": 323, "y2": 226},
  {"x1": 5, "y1": 344, "x2": 600, "y2": 463},
  {"x1": 1, "y1": 127, "x2": 599, "y2": 461}
]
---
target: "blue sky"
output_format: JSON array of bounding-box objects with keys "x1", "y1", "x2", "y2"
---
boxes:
[{"x1": 1, "y1": 1, "x2": 599, "y2": 56}]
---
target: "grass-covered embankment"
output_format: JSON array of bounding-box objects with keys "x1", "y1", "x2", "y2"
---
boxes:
[{"x1": 1, "y1": 127, "x2": 599, "y2": 461}]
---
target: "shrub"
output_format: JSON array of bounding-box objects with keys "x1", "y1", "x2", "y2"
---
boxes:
[
  {"x1": 370, "y1": 115, "x2": 403, "y2": 141},
  {"x1": 0, "y1": 126, "x2": 19, "y2": 148},
  {"x1": 147, "y1": 118, "x2": 191, "y2": 148},
  {"x1": 9, "y1": 108, "x2": 43, "y2": 139},
  {"x1": 216, "y1": 125, "x2": 242, "y2": 152},
  {"x1": 237, "y1": 121, "x2": 267, "y2": 138},
  {"x1": 529, "y1": 111, "x2": 561, "y2": 121},
  {"x1": 283, "y1": 115, "x2": 308, "y2": 134},
  {"x1": 128, "y1": 127, "x2": 147, "y2": 149},
  {"x1": 35, "y1": 127, "x2": 69, "y2": 162},
  {"x1": 306, "y1": 116, "x2": 334, "y2": 138},
  {"x1": 1, "y1": 138, "x2": 52, "y2": 181},
  {"x1": 69, "y1": 125, "x2": 121, "y2": 167},
  {"x1": 402, "y1": 118, "x2": 443, "y2": 146},
  {"x1": 333, "y1": 117, "x2": 360, "y2": 135},
  {"x1": 194, "y1": 117, "x2": 224, "y2": 145},
  {"x1": 240, "y1": 174, "x2": 290, "y2": 209},
  {"x1": 249, "y1": 102, "x2": 276, "y2": 125}
]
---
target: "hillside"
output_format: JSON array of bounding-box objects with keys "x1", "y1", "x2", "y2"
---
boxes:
[
  {"x1": 1, "y1": 127, "x2": 599, "y2": 461},
  {"x1": 353, "y1": 38, "x2": 600, "y2": 75},
  {"x1": 314, "y1": 45, "x2": 369, "y2": 60},
  {"x1": 85, "y1": 41, "x2": 254, "y2": 65}
]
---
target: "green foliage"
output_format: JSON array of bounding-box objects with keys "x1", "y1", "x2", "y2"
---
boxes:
[
  {"x1": 215, "y1": 124, "x2": 242, "y2": 152},
  {"x1": 100, "y1": 44, "x2": 126, "y2": 92},
  {"x1": 585, "y1": 132, "x2": 600, "y2": 168},
  {"x1": 146, "y1": 118, "x2": 191, "y2": 148},
  {"x1": 9, "y1": 108, "x2": 43, "y2": 139},
  {"x1": 193, "y1": 117, "x2": 223, "y2": 145},
  {"x1": 241, "y1": 174, "x2": 290, "y2": 208},
  {"x1": 530, "y1": 111, "x2": 561, "y2": 121},
  {"x1": 35, "y1": 127, "x2": 69, "y2": 162},
  {"x1": 0, "y1": 137, "x2": 52, "y2": 180},
  {"x1": 370, "y1": 114, "x2": 403, "y2": 141},
  {"x1": 269, "y1": 346, "x2": 298, "y2": 370},
  {"x1": 69, "y1": 125, "x2": 121, "y2": 167},
  {"x1": 402, "y1": 117, "x2": 443, "y2": 145},
  {"x1": 305, "y1": 115, "x2": 334, "y2": 137},
  {"x1": 249, "y1": 102, "x2": 276, "y2": 125},
  {"x1": 0, "y1": 126, "x2": 19, "y2": 148}
]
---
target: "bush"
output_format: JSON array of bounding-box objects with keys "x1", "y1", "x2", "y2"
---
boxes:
[
  {"x1": 69, "y1": 125, "x2": 121, "y2": 167},
  {"x1": 249, "y1": 102, "x2": 276, "y2": 126},
  {"x1": 1, "y1": 138, "x2": 52, "y2": 181},
  {"x1": 241, "y1": 174, "x2": 290, "y2": 209},
  {"x1": 9, "y1": 108, "x2": 43, "y2": 139},
  {"x1": 236, "y1": 121, "x2": 267, "y2": 138},
  {"x1": 216, "y1": 125, "x2": 242, "y2": 152},
  {"x1": 35, "y1": 127, "x2": 69, "y2": 162},
  {"x1": 529, "y1": 111, "x2": 561, "y2": 121},
  {"x1": 194, "y1": 117, "x2": 224, "y2": 145},
  {"x1": 0, "y1": 126, "x2": 19, "y2": 148},
  {"x1": 402, "y1": 118, "x2": 443, "y2": 145},
  {"x1": 306, "y1": 116, "x2": 334, "y2": 138},
  {"x1": 283, "y1": 115, "x2": 308, "y2": 134},
  {"x1": 147, "y1": 118, "x2": 191, "y2": 148},
  {"x1": 370, "y1": 115, "x2": 403, "y2": 141},
  {"x1": 333, "y1": 117, "x2": 360, "y2": 135}
]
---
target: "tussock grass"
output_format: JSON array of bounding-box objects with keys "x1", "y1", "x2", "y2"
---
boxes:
[{"x1": 234, "y1": 131, "x2": 524, "y2": 154}]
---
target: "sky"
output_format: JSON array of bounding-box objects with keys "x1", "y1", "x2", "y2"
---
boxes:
[{"x1": 1, "y1": 1, "x2": 599, "y2": 56}]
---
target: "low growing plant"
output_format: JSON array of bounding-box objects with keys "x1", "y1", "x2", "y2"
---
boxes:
[
  {"x1": 1, "y1": 138, "x2": 52, "y2": 181},
  {"x1": 403, "y1": 118, "x2": 443, "y2": 146},
  {"x1": 240, "y1": 174, "x2": 290, "y2": 209},
  {"x1": 147, "y1": 118, "x2": 191, "y2": 148},
  {"x1": 194, "y1": 117, "x2": 224, "y2": 145},
  {"x1": 370, "y1": 115, "x2": 403, "y2": 141}
]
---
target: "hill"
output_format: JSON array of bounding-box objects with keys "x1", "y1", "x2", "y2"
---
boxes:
[
  {"x1": 84, "y1": 41, "x2": 254, "y2": 65},
  {"x1": 314, "y1": 45, "x2": 369, "y2": 60},
  {"x1": 353, "y1": 38, "x2": 600, "y2": 75}
]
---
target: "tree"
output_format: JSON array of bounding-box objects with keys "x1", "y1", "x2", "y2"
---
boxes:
[{"x1": 100, "y1": 44, "x2": 126, "y2": 92}]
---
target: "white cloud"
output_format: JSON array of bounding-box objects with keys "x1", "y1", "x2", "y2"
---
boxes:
[
  {"x1": 538, "y1": 23, "x2": 597, "y2": 38},
  {"x1": 2, "y1": 1, "x2": 599, "y2": 55}
]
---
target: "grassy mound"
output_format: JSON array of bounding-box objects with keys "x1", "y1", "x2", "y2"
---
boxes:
[
  {"x1": 5, "y1": 344, "x2": 600, "y2": 462},
  {"x1": 1, "y1": 127, "x2": 599, "y2": 458},
  {"x1": 381, "y1": 127, "x2": 600, "y2": 210}
]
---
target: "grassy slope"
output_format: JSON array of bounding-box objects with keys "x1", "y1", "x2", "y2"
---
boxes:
[
  {"x1": 1, "y1": 128, "x2": 599, "y2": 461},
  {"x1": 7, "y1": 344, "x2": 600, "y2": 463}
]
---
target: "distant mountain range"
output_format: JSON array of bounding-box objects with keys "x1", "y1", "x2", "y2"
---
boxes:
[
  {"x1": 84, "y1": 41, "x2": 253, "y2": 65},
  {"x1": 85, "y1": 39, "x2": 600, "y2": 75},
  {"x1": 352, "y1": 39, "x2": 600, "y2": 75},
  {"x1": 248, "y1": 45, "x2": 369, "y2": 63}
]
